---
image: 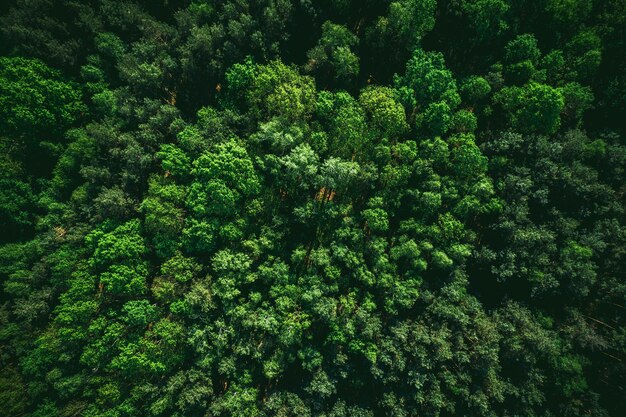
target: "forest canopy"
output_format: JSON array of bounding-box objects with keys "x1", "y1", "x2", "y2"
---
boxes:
[{"x1": 0, "y1": 1, "x2": 624, "y2": 416}]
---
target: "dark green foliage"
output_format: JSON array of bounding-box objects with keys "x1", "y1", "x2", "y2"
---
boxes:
[
  {"x1": 305, "y1": 21, "x2": 359, "y2": 89},
  {"x1": 0, "y1": 1, "x2": 624, "y2": 417}
]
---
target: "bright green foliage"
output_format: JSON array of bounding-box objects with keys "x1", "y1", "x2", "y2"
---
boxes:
[
  {"x1": 0, "y1": 57, "x2": 86, "y2": 241},
  {"x1": 460, "y1": 76, "x2": 492, "y2": 103},
  {"x1": 227, "y1": 58, "x2": 316, "y2": 122},
  {"x1": 394, "y1": 49, "x2": 461, "y2": 135},
  {"x1": 0, "y1": 57, "x2": 84, "y2": 137},
  {"x1": 495, "y1": 82, "x2": 565, "y2": 133},
  {"x1": 157, "y1": 144, "x2": 191, "y2": 179},
  {"x1": 316, "y1": 90, "x2": 367, "y2": 158},
  {"x1": 191, "y1": 140, "x2": 260, "y2": 202},
  {"x1": 184, "y1": 139, "x2": 260, "y2": 252},
  {"x1": 86, "y1": 220, "x2": 148, "y2": 296},
  {"x1": 395, "y1": 49, "x2": 461, "y2": 111},
  {"x1": 359, "y1": 86, "x2": 408, "y2": 139},
  {"x1": 503, "y1": 34, "x2": 543, "y2": 85},
  {"x1": 141, "y1": 176, "x2": 186, "y2": 258}
]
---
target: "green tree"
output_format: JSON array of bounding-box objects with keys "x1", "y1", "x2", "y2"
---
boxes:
[
  {"x1": 494, "y1": 82, "x2": 564, "y2": 133},
  {"x1": 305, "y1": 21, "x2": 359, "y2": 88}
]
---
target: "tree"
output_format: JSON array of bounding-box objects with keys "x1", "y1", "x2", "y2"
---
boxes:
[
  {"x1": 494, "y1": 82, "x2": 564, "y2": 134},
  {"x1": 0, "y1": 57, "x2": 84, "y2": 138},
  {"x1": 226, "y1": 58, "x2": 317, "y2": 123},
  {"x1": 459, "y1": 76, "x2": 491, "y2": 103},
  {"x1": 305, "y1": 21, "x2": 359, "y2": 88},
  {"x1": 370, "y1": 0, "x2": 437, "y2": 51},
  {"x1": 359, "y1": 86, "x2": 408, "y2": 140},
  {"x1": 183, "y1": 139, "x2": 260, "y2": 253},
  {"x1": 394, "y1": 49, "x2": 461, "y2": 133}
]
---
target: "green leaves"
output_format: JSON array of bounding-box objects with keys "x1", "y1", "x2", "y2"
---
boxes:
[
  {"x1": 100, "y1": 264, "x2": 147, "y2": 296},
  {"x1": 394, "y1": 49, "x2": 462, "y2": 136},
  {"x1": 0, "y1": 57, "x2": 85, "y2": 138},
  {"x1": 305, "y1": 21, "x2": 359, "y2": 88},
  {"x1": 157, "y1": 144, "x2": 191, "y2": 179},
  {"x1": 495, "y1": 82, "x2": 564, "y2": 133},
  {"x1": 227, "y1": 58, "x2": 317, "y2": 122},
  {"x1": 363, "y1": 207, "x2": 389, "y2": 233},
  {"x1": 396, "y1": 49, "x2": 460, "y2": 112},
  {"x1": 192, "y1": 140, "x2": 260, "y2": 197},
  {"x1": 187, "y1": 140, "x2": 259, "y2": 219},
  {"x1": 87, "y1": 220, "x2": 146, "y2": 270},
  {"x1": 460, "y1": 76, "x2": 492, "y2": 103},
  {"x1": 86, "y1": 220, "x2": 148, "y2": 296},
  {"x1": 141, "y1": 177, "x2": 186, "y2": 258},
  {"x1": 183, "y1": 139, "x2": 260, "y2": 253},
  {"x1": 0, "y1": 1, "x2": 624, "y2": 416},
  {"x1": 359, "y1": 86, "x2": 408, "y2": 140}
]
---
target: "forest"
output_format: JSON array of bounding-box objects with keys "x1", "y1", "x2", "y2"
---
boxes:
[{"x1": 0, "y1": 0, "x2": 624, "y2": 416}]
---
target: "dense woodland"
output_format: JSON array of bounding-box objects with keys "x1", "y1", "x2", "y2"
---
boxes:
[{"x1": 0, "y1": 1, "x2": 625, "y2": 416}]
